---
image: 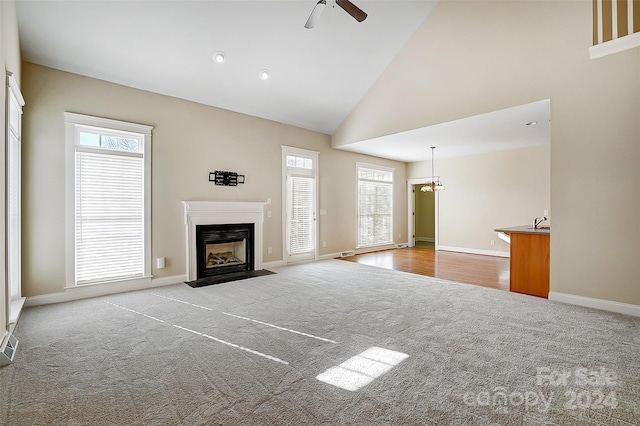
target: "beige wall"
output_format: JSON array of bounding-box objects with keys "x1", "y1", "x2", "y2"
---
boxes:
[
  {"x1": 20, "y1": 62, "x2": 407, "y2": 297},
  {"x1": 1, "y1": 0, "x2": 22, "y2": 333},
  {"x1": 333, "y1": 1, "x2": 640, "y2": 306},
  {"x1": 414, "y1": 189, "x2": 435, "y2": 240},
  {"x1": 410, "y1": 146, "x2": 550, "y2": 254}
]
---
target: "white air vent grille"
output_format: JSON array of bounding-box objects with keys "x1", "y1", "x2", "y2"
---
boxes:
[
  {"x1": 340, "y1": 251, "x2": 355, "y2": 258},
  {"x1": 0, "y1": 333, "x2": 18, "y2": 366}
]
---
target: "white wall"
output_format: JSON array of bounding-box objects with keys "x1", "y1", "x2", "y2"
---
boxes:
[
  {"x1": 334, "y1": 1, "x2": 640, "y2": 306},
  {"x1": 20, "y1": 63, "x2": 408, "y2": 298}
]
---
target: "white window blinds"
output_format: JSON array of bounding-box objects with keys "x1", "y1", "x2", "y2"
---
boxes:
[
  {"x1": 65, "y1": 113, "x2": 152, "y2": 288},
  {"x1": 288, "y1": 176, "x2": 316, "y2": 255},
  {"x1": 75, "y1": 150, "x2": 144, "y2": 284},
  {"x1": 357, "y1": 165, "x2": 393, "y2": 248},
  {"x1": 7, "y1": 132, "x2": 21, "y2": 299}
]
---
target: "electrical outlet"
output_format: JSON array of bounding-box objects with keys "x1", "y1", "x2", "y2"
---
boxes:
[
  {"x1": 322, "y1": 241, "x2": 327, "y2": 248},
  {"x1": 544, "y1": 209, "x2": 549, "y2": 216},
  {"x1": 490, "y1": 240, "x2": 495, "y2": 246},
  {"x1": 267, "y1": 247, "x2": 273, "y2": 254},
  {"x1": 267, "y1": 210, "x2": 272, "y2": 218}
]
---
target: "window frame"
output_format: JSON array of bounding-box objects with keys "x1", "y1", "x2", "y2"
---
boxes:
[
  {"x1": 6, "y1": 72, "x2": 25, "y2": 326},
  {"x1": 64, "y1": 112, "x2": 153, "y2": 287},
  {"x1": 356, "y1": 162, "x2": 395, "y2": 249}
]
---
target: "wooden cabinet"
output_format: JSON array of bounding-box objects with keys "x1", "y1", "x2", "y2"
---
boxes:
[{"x1": 509, "y1": 233, "x2": 550, "y2": 298}]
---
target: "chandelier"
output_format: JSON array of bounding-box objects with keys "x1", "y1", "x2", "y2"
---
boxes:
[{"x1": 420, "y1": 146, "x2": 445, "y2": 192}]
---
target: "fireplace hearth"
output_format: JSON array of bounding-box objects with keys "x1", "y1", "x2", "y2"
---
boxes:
[{"x1": 196, "y1": 223, "x2": 254, "y2": 279}]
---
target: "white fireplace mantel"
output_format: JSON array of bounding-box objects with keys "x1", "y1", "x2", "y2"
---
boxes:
[{"x1": 182, "y1": 201, "x2": 267, "y2": 281}]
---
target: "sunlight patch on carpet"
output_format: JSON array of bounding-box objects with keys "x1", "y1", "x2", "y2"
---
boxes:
[{"x1": 316, "y1": 347, "x2": 409, "y2": 391}]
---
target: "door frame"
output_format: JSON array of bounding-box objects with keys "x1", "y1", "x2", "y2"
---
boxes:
[
  {"x1": 281, "y1": 146, "x2": 319, "y2": 264},
  {"x1": 407, "y1": 178, "x2": 439, "y2": 250}
]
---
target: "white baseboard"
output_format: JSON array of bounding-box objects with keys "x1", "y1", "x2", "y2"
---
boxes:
[
  {"x1": 319, "y1": 252, "x2": 342, "y2": 261},
  {"x1": 268, "y1": 245, "x2": 406, "y2": 265},
  {"x1": 263, "y1": 260, "x2": 287, "y2": 269},
  {"x1": 357, "y1": 244, "x2": 399, "y2": 255},
  {"x1": 25, "y1": 274, "x2": 187, "y2": 308},
  {"x1": 266, "y1": 253, "x2": 344, "y2": 266},
  {"x1": 548, "y1": 292, "x2": 640, "y2": 317},
  {"x1": 438, "y1": 245, "x2": 509, "y2": 258},
  {"x1": 264, "y1": 254, "x2": 344, "y2": 268}
]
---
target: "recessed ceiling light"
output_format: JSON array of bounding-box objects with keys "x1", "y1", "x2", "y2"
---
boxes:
[
  {"x1": 259, "y1": 69, "x2": 270, "y2": 81},
  {"x1": 213, "y1": 52, "x2": 225, "y2": 64},
  {"x1": 525, "y1": 121, "x2": 538, "y2": 126}
]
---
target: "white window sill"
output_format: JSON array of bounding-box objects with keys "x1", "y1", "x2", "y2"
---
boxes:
[{"x1": 25, "y1": 274, "x2": 187, "y2": 308}]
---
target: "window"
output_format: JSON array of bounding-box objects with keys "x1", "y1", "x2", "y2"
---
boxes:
[
  {"x1": 357, "y1": 163, "x2": 394, "y2": 248},
  {"x1": 285, "y1": 154, "x2": 313, "y2": 170},
  {"x1": 6, "y1": 72, "x2": 25, "y2": 322},
  {"x1": 65, "y1": 113, "x2": 152, "y2": 286}
]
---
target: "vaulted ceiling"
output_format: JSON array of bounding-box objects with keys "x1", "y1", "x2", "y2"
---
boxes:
[
  {"x1": 16, "y1": 0, "x2": 438, "y2": 135},
  {"x1": 16, "y1": 1, "x2": 550, "y2": 162}
]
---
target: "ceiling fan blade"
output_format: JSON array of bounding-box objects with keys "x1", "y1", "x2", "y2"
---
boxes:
[
  {"x1": 336, "y1": 0, "x2": 367, "y2": 23},
  {"x1": 305, "y1": 0, "x2": 327, "y2": 29}
]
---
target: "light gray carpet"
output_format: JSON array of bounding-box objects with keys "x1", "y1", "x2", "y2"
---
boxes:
[{"x1": 1, "y1": 260, "x2": 639, "y2": 425}]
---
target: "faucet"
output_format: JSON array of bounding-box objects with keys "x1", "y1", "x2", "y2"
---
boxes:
[{"x1": 533, "y1": 217, "x2": 547, "y2": 229}]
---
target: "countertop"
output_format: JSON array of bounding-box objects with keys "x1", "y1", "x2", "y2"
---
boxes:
[{"x1": 494, "y1": 225, "x2": 550, "y2": 235}]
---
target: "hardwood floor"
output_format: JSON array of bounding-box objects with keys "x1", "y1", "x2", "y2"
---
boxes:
[{"x1": 340, "y1": 247, "x2": 510, "y2": 291}]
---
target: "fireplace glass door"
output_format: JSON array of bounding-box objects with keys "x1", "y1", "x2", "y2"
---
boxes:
[{"x1": 196, "y1": 223, "x2": 254, "y2": 279}]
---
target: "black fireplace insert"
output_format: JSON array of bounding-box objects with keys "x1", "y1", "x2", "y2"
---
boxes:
[{"x1": 195, "y1": 223, "x2": 254, "y2": 279}]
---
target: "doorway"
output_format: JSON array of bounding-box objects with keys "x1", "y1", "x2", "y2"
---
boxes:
[
  {"x1": 414, "y1": 185, "x2": 435, "y2": 249},
  {"x1": 407, "y1": 179, "x2": 439, "y2": 249},
  {"x1": 282, "y1": 146, "x2": 318, "y2": 264}
]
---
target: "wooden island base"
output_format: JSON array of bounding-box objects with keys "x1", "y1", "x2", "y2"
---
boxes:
[{"x1": 495, "y1": 225, "x2": 550, "y2": 298}]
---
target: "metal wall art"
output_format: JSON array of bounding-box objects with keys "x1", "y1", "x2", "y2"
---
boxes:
[{"x1": 209, "y1": 171, "x2": 245, "y2": 186}]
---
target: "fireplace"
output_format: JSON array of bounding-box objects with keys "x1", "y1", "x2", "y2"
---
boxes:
[
  {"x1": 196, "y1": 223, "x2": 254, "y2": 279},
  {"x1": 182, "y1": 201, "x2": 266, "y2": 282}
]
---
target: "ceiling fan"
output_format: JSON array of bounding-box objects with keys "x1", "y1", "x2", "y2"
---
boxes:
[{"x1": 304, "y1": 0, "x2": 368, "y2": 29}]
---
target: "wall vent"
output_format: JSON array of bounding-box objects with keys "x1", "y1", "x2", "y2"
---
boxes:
[
  {"x1": 340, "y1": 251, "x2": 355, "y2": 258},
  {"x1": 0, "y1": 333, "x2": 18, "y2": 367}
]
